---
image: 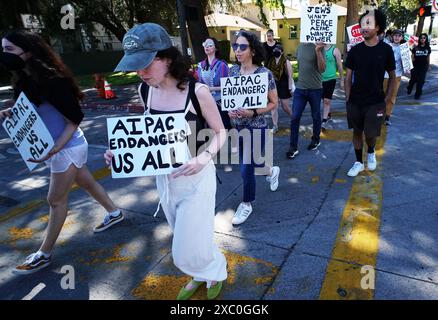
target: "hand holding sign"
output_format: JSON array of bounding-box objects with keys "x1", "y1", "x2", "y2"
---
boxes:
[
  {"x1": 300, "y1": 5, "x2": 338, "y2": 44},
  {"x1": 221, "y1": 73, "x2": 269, "y2": 111},
  {"x1": 27, "y1": 145, "x2": 59, "y2": 163},
  {"x1": 1, "y1": 92, "x2": 55, "y2": 171}
]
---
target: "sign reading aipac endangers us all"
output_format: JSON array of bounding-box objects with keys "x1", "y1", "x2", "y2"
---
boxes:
[
  {"x1": 220, "y1": 73, "x2": 268, "y2": 111},
  {"x1": 2, "y1": 92, "x2": 54, "y2": 171},
  {"x1": 300, "y1": 5, "x2": 338, "y2": 44},
  {"x1": 107, "y1": 114, "x2": 190, "y2": 178}
]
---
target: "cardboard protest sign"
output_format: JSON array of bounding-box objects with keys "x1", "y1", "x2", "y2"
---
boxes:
[
  {"x1": 220, "y1": 73, "x2": 268, "y2": 111},
  {"x1": 2, "y1": 92, "x2": 54, "y2": 171},
  {"x1": 107, "y1": 114, "x2": 190, "y2": 178},
  {"x1": 300, "y1": 5, "x2": 338, "y2": 44},
  {"x1": 400, "y1": 42, "x2": 414, "y2": 73},
  {"x1": 347, "y1": 24, "x2": 364, "y2": 45}
]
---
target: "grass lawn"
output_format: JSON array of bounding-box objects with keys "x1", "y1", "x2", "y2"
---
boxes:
[{"x1": 75, "y1": 72, "x2": 141, "y2": 89}]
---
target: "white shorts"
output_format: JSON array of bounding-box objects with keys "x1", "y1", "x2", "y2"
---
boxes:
[{"x1": 45, "y1": 143, "x2": 88, "y2": 173}]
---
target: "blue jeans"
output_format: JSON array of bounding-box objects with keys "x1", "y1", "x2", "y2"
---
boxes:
[
  {"x1": 237, "y1": 125, "x2": 267, "y2": 203},
  {"x1": 289, "y1": 88, "x2": 322, "y2": 149}
]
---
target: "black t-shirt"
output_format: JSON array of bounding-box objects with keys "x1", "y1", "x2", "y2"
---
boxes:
[
  {"x1": 346, "y1": 41, "x2": 396, "y2": 106},
  {"x1": 263, "y1": 41, "x2": 277, "y2": 65},
  {"x1": 412, "y1": 45, "x2": 431, "y2": 69}
]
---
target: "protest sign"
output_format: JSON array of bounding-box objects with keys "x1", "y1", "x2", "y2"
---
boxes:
[
  {"x1": 2, "y1": 92, "x2": 54, "y2": 171},
  {"x1": 220, "y1": 73, "x2": 268, "y2": 111},
  {"x1": 300, "y1": 5, "x2": 338, "y2": 44},
  {"x1": 347, "y1": 24, "x2": 364, "y2": 44},
  {"x1": 400, "y1": 42, "x2": 414, "y2": 73},
  {"x1": 107, "y1": 114, "x2": 189, "y2": 178},
  {"x1": 433, "y1": 0, "x2": 438, "y2": 13}
]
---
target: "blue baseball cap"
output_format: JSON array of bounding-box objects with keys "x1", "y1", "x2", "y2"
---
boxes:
[{"x1": 114, "y1": 23, "x2": 172, "y2": 72}]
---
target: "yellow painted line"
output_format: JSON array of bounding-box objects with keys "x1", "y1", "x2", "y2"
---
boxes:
[
  {"x1": 319, "y1": 127, "x2": 387, "y2": 300},
  {"x1": 0, "y1": 166, "x2": 111, "y2": 224},
  {"x1": 0, "y1": 199, "x2": 46, "y2": 223},
  {"x1": 131, "y1": 250, "x2": 278, "y2": 300}
]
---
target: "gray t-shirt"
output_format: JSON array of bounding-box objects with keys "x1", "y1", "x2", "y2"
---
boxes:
[{"x1": 296, "y1": 43, "x2": 325, "y2": 89}]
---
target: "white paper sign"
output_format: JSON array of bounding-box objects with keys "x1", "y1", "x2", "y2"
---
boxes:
[
  {"x1": 400, "y1": 43, "x2": 414, "y2": 73},
  {"x1": 220, "y1": 73, "x2": 268, "y2": 111},
  {"x1": 300, "y1": 5, "x2": 338, "y2": 44},
  {"x1": 347, "y1": 24, "x2": 364, "y2": 45},
  {"x1": 2, "y1": 92, "x2": 54, "y2": 171},
  {"x1": 107, "y1": 114, "x2": 190, "y2": 178}
]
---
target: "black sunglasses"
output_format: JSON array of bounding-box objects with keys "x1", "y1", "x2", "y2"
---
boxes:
[{"x1": 232, "y1": 43, "x2": 249, "y2": 51}]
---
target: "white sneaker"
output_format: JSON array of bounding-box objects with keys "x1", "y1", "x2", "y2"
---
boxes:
[
  {"x1": 367, "y1": 152, "x2": 377, "y2": 171},
  {"x1": 269, "y1": 166, "x2": 280, "y2": 191},
  {"x1": 271, "y1": 125, "x2": 279, "y2": 134},
  {"x1": 347, "y1": 161, "x2": 365, "y2": 177},
  {"x1": 232, "y1": 202, "x2": 253, "y2": 225}
]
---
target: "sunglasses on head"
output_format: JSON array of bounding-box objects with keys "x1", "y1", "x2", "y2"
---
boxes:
[{"x1": 232, "y1": 43, "x2": 249, "y2": 51}]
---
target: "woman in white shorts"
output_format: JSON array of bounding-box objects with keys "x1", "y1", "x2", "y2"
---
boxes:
[{"x1": 0, "y1": 29, "x2": 123, "y2": 274}]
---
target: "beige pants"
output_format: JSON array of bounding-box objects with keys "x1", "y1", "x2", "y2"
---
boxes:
[
  {"x1": 383, "y1": 76, "x2": 401, "y2": 117},
  {"x1": 156, "y1": 161, "x2": 227, "y2": 282}
]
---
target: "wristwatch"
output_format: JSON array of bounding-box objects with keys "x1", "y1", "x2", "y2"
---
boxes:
[{"x1": 252, "y1": 109, "x2": 258, "y2": 118}]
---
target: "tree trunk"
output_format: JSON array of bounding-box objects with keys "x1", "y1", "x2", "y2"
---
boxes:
[
  {"x1": 416, "y1": 15, "x2": 425, "y2": 37},
  {"x1": 184, "y1": 0, "x2": 209, "y2": 62},
  {"x1": 343, "y1": 0, "x2": 359, "y2": 58}
]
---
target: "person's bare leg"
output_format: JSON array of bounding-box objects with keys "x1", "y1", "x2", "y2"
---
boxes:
[
  {"x1": 39, "y1": 165, "x2": 78, "y2": 254},
  {"x1": 271, "y1": 108, "x2": 279, "y2": 128},
  {"x1": 281, "y1": 98, "x2": 292, "y2": 117},
  {"x1": 353, "y1": 130, "x2": 364, "y2": 150},
  {"x1": 323, "y1": 98, "x2": 331, "y2": 120},
  {"x1": 75, "y1": 165, "x2": 117, "y2": 212}
]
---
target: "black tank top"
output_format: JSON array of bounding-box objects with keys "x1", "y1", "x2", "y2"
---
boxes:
[{"x1": 142, "y1": 81, "x2": 207, "y2": 157}]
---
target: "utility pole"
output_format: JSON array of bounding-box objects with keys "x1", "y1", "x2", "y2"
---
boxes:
[{"x1": 176, "y1": 0, "x2": 189, "y2": 56}]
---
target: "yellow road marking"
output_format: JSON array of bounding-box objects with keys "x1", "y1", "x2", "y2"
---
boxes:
[
  {"x1": 131, "y1": 250, "x2": 278, "y2": 300},
  {"x1": 319, "y1": 127, "x2": 387, "y2": 300},
  {"x1": 0, "y1": 167, "x2": 111, "y2": 224}
]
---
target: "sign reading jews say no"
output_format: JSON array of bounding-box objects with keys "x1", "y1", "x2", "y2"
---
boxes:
[
  {"x1": 300, "y1": 5, "x2": 338, "y2": 44},
  {"x1": 2, "y1": 92, "x2": 54, "y2": 171},
  {"x1": 107, "y1": 114, "x2": 190, "y2": 178},
  {"x1": 220, "y1": 73, "x2": 268, "y2": 111}
]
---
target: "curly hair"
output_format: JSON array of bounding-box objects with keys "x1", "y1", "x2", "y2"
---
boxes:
[
  {"x1": 359, "y1": 9, "x2": 387, "y2": 34},
  {"x1": 2, "y1": 29, "x2": 84, "y2": 103},
  {"x1": 155, "y1": 46, "x2": 192, "y2": 90},
  {"x1": 235, "y1": 30, "x2": 266, "y2": 66}
]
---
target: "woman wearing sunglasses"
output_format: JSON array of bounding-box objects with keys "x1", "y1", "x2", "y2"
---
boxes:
[
  {"x1": 407, "y1": 33, "x2": 432, "y2": 100},
  {"x1": 196, "y1": 37, "x2": 231, "y2": 131},
  {"x1": 228, "y1": 30, "x2": 280, "y2": 225}
]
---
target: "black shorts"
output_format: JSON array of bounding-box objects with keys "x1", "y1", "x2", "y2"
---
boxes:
[
  {"x1": 347, "y1": 101, "x2": 386, "y2": 137},
  {"x1": 322, "y1": 79, "x2": 336, "y2": 100}
]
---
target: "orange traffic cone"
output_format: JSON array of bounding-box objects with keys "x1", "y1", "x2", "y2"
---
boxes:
[{"x1": 104, "y1": 80, "x2": 116, "y2": 99}]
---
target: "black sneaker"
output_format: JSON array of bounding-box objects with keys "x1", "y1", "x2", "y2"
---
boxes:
[
  {"x1": 307, "y1": 139, "x2": 321, "y2": 151},
  {"x1": 14, "y1": 252, "x2": 51, "y2": 274},
  {"x1": 286, "y1": 147, "x2": 299, "y2": 159},
  {"x1": 94, "y1": 211, "x2": 124, "y2": 233}
]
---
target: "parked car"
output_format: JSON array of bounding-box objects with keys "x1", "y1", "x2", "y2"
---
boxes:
[{"x1": 430, "y1": 39, "x2": 437, "y2": 46}]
